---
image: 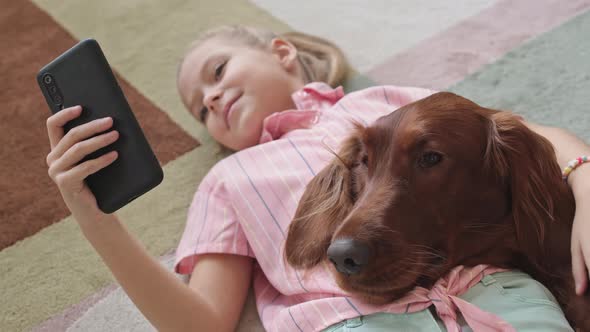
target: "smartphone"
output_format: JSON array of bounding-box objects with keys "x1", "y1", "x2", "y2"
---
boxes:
[{"x1": 37, "y1": 39, "x2": 163, "y2": 214}]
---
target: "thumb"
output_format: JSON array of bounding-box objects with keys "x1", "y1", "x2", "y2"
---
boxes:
[{"x1": 571, "y1": 238, "x2": 588, "y2": 295}]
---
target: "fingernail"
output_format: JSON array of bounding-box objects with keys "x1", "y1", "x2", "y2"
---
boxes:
[{"x1": 102, "y1": 117, "x2": 112, "y2": 123}]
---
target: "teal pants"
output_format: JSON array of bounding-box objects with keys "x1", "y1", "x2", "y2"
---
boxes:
[{"x1": 323, "y1": 271, "x2": 573, "y2": 331}]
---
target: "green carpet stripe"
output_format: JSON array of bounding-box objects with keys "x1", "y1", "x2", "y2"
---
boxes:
[{"x1": 449, "y1": 10, "x2": 590, "y2": 142}]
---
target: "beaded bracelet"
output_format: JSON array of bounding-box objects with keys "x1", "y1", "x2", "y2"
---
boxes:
[{"x1": 562, "y1": 156, "x2": 589, "y2": 181}]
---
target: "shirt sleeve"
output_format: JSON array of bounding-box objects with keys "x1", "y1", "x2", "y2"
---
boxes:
[{"x1": 174, "y1": 177, "x2": 253, "y2": 275}]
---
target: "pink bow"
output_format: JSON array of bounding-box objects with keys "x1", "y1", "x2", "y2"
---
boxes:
[{"x1": 426, "y1": 265, "x2": 516, "y2": 332}]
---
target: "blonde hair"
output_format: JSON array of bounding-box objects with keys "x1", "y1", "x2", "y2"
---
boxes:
[{"x1": 178, "y1": 25, "x2": 350, "y2": 87}]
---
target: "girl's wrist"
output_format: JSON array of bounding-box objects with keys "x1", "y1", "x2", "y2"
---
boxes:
[
  {"x1": 569, "y1": 165, "x2": 590, "y2": 198},
  {"x1": 72, "y1": 207, "x2": 121, "y2": 236}
]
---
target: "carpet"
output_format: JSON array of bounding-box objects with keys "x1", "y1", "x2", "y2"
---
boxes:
[{"x1": 1, "y1": 0, "x2": 589, "y2": 331}]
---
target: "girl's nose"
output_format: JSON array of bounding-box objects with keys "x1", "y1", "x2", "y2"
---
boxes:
[
  {"x1": 204, "y1": 89, "x2": 222, "y2": 113},
  {"x1": 327, "y1": 238, "x2": 371, "y2": 275}
]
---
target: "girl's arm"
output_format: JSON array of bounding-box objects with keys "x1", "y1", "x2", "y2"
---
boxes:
[
  {"x1": 46, "y1": 106, "x2": 253, "y2": 331},
  {"x1": 526, "y1": 122, "x2": 590, "y2": 295},
  {"x1": 526, "y1": 122, "x2": 590, "y2": 190},
  {"x1": 76, "y1": 212, "x2": 253, "y2": 332}
]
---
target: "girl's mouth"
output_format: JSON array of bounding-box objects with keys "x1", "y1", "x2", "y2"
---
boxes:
[{"x1": 224, "y1": 93, "x2": 242, "y2": 129}]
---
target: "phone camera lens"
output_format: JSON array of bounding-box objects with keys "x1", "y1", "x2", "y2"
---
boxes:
[
  {"x1": 43, "y1": 74, "x2": 53, "y2": 85},
  {"x1": 49, "y1": 86, "x2": 57, "y2": 94},
  {"x1": 54, "y1": 95, "x2": 62, "y2": 104}
]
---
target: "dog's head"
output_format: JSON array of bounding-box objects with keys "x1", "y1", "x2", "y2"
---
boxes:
[{"x1": 285, "y1": 92, "x2": 570, "y2": 303}]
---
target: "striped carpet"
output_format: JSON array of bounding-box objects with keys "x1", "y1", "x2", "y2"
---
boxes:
[{"x1": 1, "y1": 1, "x2": 589, "y2": 331}]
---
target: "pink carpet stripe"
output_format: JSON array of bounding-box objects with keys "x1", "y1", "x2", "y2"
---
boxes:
[
  {"x1": 31, "y1": 252, "x2": 177, "y2": 332},
  {"x1": 367, "y1": 0, "x2": 590, "y2": 90},
  {"x1": 31, "y1": 284, "x2": 119, "y2": 332}
]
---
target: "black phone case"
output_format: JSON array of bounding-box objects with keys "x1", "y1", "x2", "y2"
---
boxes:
[{"x1": 37, "y1": 39, "x2": 163, "y2": 214}]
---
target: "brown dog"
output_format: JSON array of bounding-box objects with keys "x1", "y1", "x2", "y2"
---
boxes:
[{"x1": 285, "y1": 92, "x2": 589, "y2": 330}]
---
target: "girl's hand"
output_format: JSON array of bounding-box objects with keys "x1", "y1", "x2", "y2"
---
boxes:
[
  {"x1": 46, "y1": 105, "x2": 119, "y2": 214},
  {"x1": 571, "y1": 172, "x2": 590, "y2": 295}
]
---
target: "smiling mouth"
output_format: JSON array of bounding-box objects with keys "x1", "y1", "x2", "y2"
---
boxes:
[{"x1": 223, "y1": 93, "x2": 242, "y2": 129}]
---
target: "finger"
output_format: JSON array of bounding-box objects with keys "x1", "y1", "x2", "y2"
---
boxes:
[
  {"x1": 48, "y1": 117, "x2": 114, "y2": 166},
  {"x1": 571, "y1": 238, "x2": 588, "y2": 295},
  {"x1": 55, "y1": 151, "x2": 119, "y2": 189},
  {"x1": 583, "y1": 243, "x2": 590, "y2": 294},
  {"x1": 46, "y1": 106, "x2": 82, "y2": 149},
  {"x1": 49, "y1": 130, "x2": 119, "y2": 176}
]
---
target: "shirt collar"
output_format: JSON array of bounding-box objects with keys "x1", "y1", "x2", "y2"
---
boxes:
[{"x1": 258, "y1": 82, "x2": 344, "y2": 144}]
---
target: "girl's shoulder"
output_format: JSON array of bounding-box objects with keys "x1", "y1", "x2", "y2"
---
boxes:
[
  {"x1": 197, "y1": 146, "x2": 275, "y2": 194},
  {"x1": 195, "y1": 153, "x2": 239, "y2": 195}
]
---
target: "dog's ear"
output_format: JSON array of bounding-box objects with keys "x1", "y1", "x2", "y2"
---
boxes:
[
  {"x1": 284, "y1": 133, "x2": 363, "y2": 269},
  {"x1": 484, "y1": 111, "x2": 563, "y2": 259}
]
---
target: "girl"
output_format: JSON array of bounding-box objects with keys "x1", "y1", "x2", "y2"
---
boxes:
[{"x1": 45, "y1": 25, "x2": 590, "y2": 331}]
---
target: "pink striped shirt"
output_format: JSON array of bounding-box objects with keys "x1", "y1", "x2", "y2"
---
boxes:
[{"x1": 175, "y1": 83, "x2": 514, "y2": 331}]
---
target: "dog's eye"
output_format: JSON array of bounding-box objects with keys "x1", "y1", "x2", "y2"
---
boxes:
[
  {"x1": 418, "y1": 151, "x2": 443, "y2": 168},
  {"x1": 351, "y1": 154, "x2": 369, "y2": 169}
]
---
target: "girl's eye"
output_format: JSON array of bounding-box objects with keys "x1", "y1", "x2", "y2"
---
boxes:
[
  {"x1": 199, "y1": 106, "x2": 208, "y2": 123},
  {"x1": 197, "y1": 60, "x2": 226, "y2": 123},
  {"x1": 214, "y1": 61, "x2": 226, "y2": 80}
]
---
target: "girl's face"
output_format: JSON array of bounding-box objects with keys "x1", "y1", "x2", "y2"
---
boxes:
[{"x1": 177, "y1": 37, "x2": 305, "y2": 150}]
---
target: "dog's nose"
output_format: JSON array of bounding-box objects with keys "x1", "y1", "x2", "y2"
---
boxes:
[{"x1": 327, "y1": 238, "x2": 370, "y2": 275}]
